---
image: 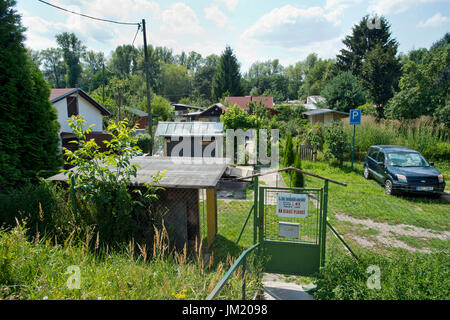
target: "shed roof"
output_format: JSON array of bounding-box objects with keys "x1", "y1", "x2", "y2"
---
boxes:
[
  {"x1": 303, "y1": 108, "x2": 349, "y2": 116},
  {"x1": 48, "y1": 156, "x2": 229, "y2": 189},
  {"x1": 125, "y1": 107, "x2": 147, "y2": 118},
  {"x1": 155, "y1": 122, "x2": 224, "y2": 137}
]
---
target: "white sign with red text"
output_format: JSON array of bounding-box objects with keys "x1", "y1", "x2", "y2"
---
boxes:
[{"x1": 276, "y1": 193, "x2": 308, "y2": 218}]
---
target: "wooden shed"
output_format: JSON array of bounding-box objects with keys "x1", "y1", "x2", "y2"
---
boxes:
[
  {"x1": 48, "y1": 156, "x2": 228, "y2": 251},
  {"x1": 303, "y1": 109, "x2": 349, "y2": 127}
]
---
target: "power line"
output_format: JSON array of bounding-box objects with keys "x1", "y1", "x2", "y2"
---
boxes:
[
  {"x1": 132, "y1": 24, "x2": 141, "y2": 47},
  {"x1": 37, "y1": 0, "x2": 139, "y2": 26}
]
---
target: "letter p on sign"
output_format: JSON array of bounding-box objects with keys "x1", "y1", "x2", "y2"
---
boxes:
[{"x1": 349, "y1": 109, "x2": 361, "y2": 125}]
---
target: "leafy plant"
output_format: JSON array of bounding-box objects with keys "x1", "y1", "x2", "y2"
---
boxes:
[{"x1": 324, "y1": 121, "x2": 350, "y2": 166}]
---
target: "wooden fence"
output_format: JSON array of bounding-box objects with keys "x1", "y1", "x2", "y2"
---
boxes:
[{"x1": 296, "y1": 144, "x2": 318, "y2": 162}]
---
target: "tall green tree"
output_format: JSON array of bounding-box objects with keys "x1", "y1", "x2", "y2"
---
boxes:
[
  {"x1": 322, "y1": 71, "x2": 366, "y2": 112},
  {"x1": 56, "y1": 32, "x2": 85, "y2": 88},
  {"x1": 0, "y1": 0, "x2": 61, "y2": 191},
  {"x1": 336, "y1": 15, "x2": 401, "y2": 118},
  {"x1": 211, "y1": 46, "x2": 243, "y2": 100},
  {"x1": 109, "y1": 45, "x2": 138, "y2": 79},
  {"x1": 40, "y1": 48, "x2": 66, "y2": 88}
]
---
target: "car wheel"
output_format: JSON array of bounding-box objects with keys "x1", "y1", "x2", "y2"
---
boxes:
[
  {"x1": 364, "y1": 166, "x2": 371, "y2": 180},
  {"x1": 385, "y1": 179, "x2": 395, "y2": 195}
]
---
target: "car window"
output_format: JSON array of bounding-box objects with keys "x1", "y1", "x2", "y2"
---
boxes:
[
  {"x1": 368, "y1": 148, "x2": 379, "y2": 159},
  {"x1": 387, "y1": 152, "x2": 429, "y2": 167},
  {"x1": 377, "y1": 152, "x2": 385, "y2": 163}
]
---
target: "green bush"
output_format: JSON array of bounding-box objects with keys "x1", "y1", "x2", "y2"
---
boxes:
[
  {"x1": 315, "y1": 250, "x2": 450, "y2": 300},
  {"x1": 136, "y1": 133, "x2": 151, "y2": 154},
  {"x1": 283, "y1": 134, "x2": 295, "y2": 167},
  {"x1": 291, "y1": 156, "x2": 305, "y2": 188},
  {"x1": 324, "y1": 121, "x2": 350, "y2": 166}
]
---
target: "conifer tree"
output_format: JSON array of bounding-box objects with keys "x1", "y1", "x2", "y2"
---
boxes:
[{"x1": 0, "y1": 0, "x2": 61, "y2": 191}]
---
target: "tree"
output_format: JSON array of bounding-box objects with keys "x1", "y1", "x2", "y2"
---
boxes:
[
  {"x1": 299, "y1": 58, "x2": 335, "y2": 99},
  {"x1": 56, "y1": 32, "x2": 85, "y2": 88},
  {"x1": 291, "y1": 156, "x2": 305, "y2": 188},
  {"x1": 324, "y1": 121, "x2": 349, "y2": 166},
  {"x1": 160, "y1": 63, "x2": 190, "y2": 102},
  {"x1": 336, "y1": 16, "x2": 401, "y2": 118},
  {"x1": 109, "y1": 45, "x2": 138, "y2": 79},
  {"x1": 385, "y1": 45, "x2": 449, "y2": 122},
  {"x1": 211, "y1": 46, "x2": 243, "y2": 100},
  {"x1": 40, "y1": 48, "x2": 66, "y2": 88},
  {"x1": 283, "y1": 134, "x2": 295, "y2": 167},
  {"x1": 322, "y1": 71, "x2": 366, "y2": 112},
  {"x1": 193, "y1": 64, "x2": 216, "y2": 101},
  {"x1": 0, "y1": 0, "x2": 61, "y2": 190},
  {"x1": 360, "y1": 43, "x2": 401, "y2": 118}
]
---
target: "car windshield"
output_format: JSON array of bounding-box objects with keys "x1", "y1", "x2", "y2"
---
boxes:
[{"x1": 387, "y1": 152, "x2": 429, "y2": 167}]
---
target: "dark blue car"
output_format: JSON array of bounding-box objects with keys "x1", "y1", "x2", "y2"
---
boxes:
[{"x1": 363, "y1": 145, "x2": 445, "y2": 196}]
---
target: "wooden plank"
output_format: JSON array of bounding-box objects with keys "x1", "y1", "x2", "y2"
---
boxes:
[{"x1": 206, "y1": 188, "x2": 217, "y2": 248}]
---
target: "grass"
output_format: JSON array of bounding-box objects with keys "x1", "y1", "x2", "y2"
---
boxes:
[
  {"x1": 0, "y1": 222, "x2": 262, "y2": 300},
  {"x1": 284, "y1": 160, "x2": 450, "y2": 232}
]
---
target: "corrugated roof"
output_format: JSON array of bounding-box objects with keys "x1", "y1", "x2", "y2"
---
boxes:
[
  {"x1": 47, "y1": 156, "x2": 229, "y2": 189},
  {"x1": 125, "y1": 107, "x2": 147, "y2": 118},
  {"x1": 303, "y1": 109, "x2": 349, "y2": 116},
  {"x1": 155, "y1": 122, "x2": 224, "y2": 137}
]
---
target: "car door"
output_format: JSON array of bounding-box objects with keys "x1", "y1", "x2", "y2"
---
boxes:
[
  {"x1": 367, "y1": 147, "x2": 379, "y2": 178},
  {"x1": 374, "y1": 151, "x2": 387, "y2": 182}
]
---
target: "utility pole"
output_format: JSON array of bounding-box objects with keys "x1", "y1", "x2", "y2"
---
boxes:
[{"x1": 142, "y1": 19, "x2": 153, "y2": 155}]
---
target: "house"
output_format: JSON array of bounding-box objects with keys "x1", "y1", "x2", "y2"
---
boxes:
[
  {"x1": 172, "y1": 103, "x2": 205, "y2": 122},
  {"x1": 196, "y1": 103, "x2": 227, "y2": 122},
  {"x1": 304, "y1": 96, "x2": 326, "y2": 110},
  {"x1": 50, "y1": 88, "x2": 111, "y2": 152},
  {"x1": 225, "y1": 96, "x2": 279, "y2": 115},
  {"x1": 48, "y1": 156, "x2": 228, "y2": 250},
  {"x1": 155, "y1": 122, "x2": 224, "y2": 158},
  {"x1": 124, "y1": 107, "x2": 148, "y2": 130},
  {"x1": 303, "y1": 109, "x2": 349, "y2": 127}
]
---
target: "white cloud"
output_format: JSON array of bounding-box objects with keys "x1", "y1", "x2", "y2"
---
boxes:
[
  {"x1": 325, "y1": 0, "x2": 361, "y2": 10},
  {"x1": 204, "y1": 5, "x2": 228, "y2": 28},
  {"x1": 368, "y1": 0, "x2": 442, "y2": 15},
  {"x1": 419, "y1": 13, "x2": 450, "y2": 27},
  {"x1": 216, "y1": 0, "x2": 239, "y2": 11},
  {"x1": 160, "y1": 2, "x2": 203, "y2": 35},
  {"x1": 241, "y1": 5, "x2": 341, "y2": 48}
]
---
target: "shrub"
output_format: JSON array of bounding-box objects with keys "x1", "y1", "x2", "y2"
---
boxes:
[
  {"x1": 324, "y1": 121, "x2": 349, "y2": 166},
  {"x1": 136, "y1": 133, "x2": 151, "y2": 154},
  {"x1": 315, "y1": 250, "x2": 450, "y2": 300},
  {"x1": 283, "y1": 134, "x2": 295, "y2": 167},
  {"x1": 291, "y1": 156, "x2": 305, "y2": 188}
]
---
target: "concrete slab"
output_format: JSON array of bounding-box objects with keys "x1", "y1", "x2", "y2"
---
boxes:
[{"x1": 263, "y1": 281, "x2": 314, "y2": 300}]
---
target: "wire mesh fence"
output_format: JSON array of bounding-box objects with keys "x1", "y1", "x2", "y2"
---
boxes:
[{"x1": 262, "y1": 188, "x2": 322, "y2": 245}]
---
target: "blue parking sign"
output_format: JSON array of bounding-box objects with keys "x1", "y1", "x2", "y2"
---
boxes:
[{"x1": 349, "y1": 109, "x2": 361, "y2": 125}]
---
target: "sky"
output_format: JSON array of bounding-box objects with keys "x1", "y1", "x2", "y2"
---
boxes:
[{"x1": 16, "y1": 0, "x2": 450, "y2": 72}]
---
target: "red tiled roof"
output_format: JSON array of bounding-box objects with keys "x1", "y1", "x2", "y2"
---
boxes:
[
  {"x1": 225, "y1": 96, "x2": 274, "y2": 110},
  {"x1": 50, "y1": 88, "x2": 77, "y2": 101}
]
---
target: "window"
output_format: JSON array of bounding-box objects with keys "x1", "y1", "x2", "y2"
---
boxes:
[
  {"x1": 67, "y1": 96, "x2": 79, "y2": 117},
  {"x1": 377, "y1": 152, "x2": 385, "y2": 164},
  {"x1": 368, "y1": 148, "x2": 379, "y2": 159}
]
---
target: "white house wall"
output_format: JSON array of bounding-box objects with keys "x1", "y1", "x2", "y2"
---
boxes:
[{"x1": 54, "y1": 94, "x2": 104, "y2": 133}]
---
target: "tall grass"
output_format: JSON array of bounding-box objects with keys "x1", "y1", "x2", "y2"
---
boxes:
[
  {"x1": 0, "y1": 221, "x2": 262, "y2": 300},
  {"x1": 344, "y1": 116, "x2": 450, "y2": 162}
]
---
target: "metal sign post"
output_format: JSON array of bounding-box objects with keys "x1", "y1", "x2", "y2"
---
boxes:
[{"x1": 349, "y1": 109, "x2": 361, "y2": 170}]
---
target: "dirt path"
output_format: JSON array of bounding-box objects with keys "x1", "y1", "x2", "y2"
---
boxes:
[{"x1": 334, "y1": 213, "x2": 450, "y2": 253}]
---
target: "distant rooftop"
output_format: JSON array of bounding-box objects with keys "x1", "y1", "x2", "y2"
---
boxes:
[{"x1": 303, "y1": 109, "x2": 349, "y2": 116}]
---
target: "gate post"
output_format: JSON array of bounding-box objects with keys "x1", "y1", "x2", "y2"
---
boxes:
[
  {"x1": 253, "y1": 176, "x2": 258, "y2": 245},
  {"x1": 321, "y1": 180, "x2": 329, "y2": 267}
]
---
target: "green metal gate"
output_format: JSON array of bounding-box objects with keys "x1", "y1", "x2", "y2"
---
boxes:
[
  {"x1": 257, "y1": 184, "x2": 327, "y2": 276},
  {"x1": 258, "y1": 185, "x2": 324, "y2": 276}
]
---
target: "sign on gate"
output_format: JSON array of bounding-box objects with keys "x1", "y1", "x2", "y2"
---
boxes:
[{"x1": 276, "y1": 193, "x2": 308, "y2": 218}]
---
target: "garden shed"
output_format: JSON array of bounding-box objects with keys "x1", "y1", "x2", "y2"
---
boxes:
[{"x1": 48, "y1": 156, "x2": 228, "y2": 251}]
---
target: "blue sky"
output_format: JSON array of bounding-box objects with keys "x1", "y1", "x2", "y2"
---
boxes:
[{"x1": 16, "y1": 0, "x2": 450, "y2": 72}]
